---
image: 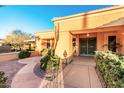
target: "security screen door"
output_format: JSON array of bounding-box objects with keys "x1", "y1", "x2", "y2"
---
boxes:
[{"x1": 79, "y1": 37, "x2": 96, "y2": 55}]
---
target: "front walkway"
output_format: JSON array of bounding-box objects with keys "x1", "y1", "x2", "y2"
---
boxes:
[
  {"x1": 10, "y1": 56, "x2": 102, "y2": 88},
  {"x1": 63, "y1": 56, "x2": 102, "y2": 88},
  {"x1": 11, "y1": 56, "x2": 44, "y2": 88},
  {"x1": 0, "y1": 60, "x2": 25, "y2": 87},
  {"x1": 11, "y1": 56, "x2": 63, "y2": 88}
]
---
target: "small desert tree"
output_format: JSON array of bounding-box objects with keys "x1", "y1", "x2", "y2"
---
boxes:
[{"x1": 4, "y1": 30, "x2": 34, "y2": 51}]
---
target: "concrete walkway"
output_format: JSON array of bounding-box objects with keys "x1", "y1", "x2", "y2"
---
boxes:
[
  {"x1": 10, "y1": 56, "x2": 102, "y2": 88},
  {"x1": 11, "y1": 56, "x2": 44, "y2": 88},
  {"x1": 63, "y1": 56, "x2": 102, "y2": 88},
  {"x1": 0, "y1": 60, "x2": 25, "y2": 87}
]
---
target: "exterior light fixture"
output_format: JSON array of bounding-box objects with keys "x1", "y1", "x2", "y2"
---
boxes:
[
  {"x1": 122, "y1": 33, "x2": 124, "y2": 35},
  {"x1": 87, "y1": 33, "x2": 89, "y2": 37}
]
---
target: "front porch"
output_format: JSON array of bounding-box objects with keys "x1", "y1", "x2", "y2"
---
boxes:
[
  {"x1": 71, "y1": 25, "x2": 124, "y2": 56},
  {"x1": 63, "y1": 56, "x2": 102, "y2": 88}
]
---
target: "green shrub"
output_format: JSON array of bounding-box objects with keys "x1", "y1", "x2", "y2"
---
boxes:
[
  {"x1": 40, "y1": 48, "x2": 59, "y2": 71},
  {"x1": 41, "y1": 48, "x2": 55, "y2": 56},
  {"x1": 0, "y1": 71, "x2": 7, "y2": 88},
  {"x1": 95, "y1": 51, "x2": 124, "y2": 88},
  {"x1": 40, "y1": 54, "x2": 50, "y2": 70},
  {"x1": 43, "y1": 55, "x2": 60, "y2": 72},
  {"x1": 49, "y1": 55, "x2": 60, "y2": 70},
  {"x1": 18, "y1": 50, "x2": 31, "y2": 59},
  {"x1": 41, "y1": 49, "x2": 46, "y2": 56},
  {"x1": 50, "y1": 48, "x2": 55, "y2": 56}
]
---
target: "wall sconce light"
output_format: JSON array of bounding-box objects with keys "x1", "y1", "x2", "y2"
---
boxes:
[
  {"x1": 122, "y1": 33, "x2": 124, "y2": 35},
  {"x1": 86, "y1": 33, "x2": 89, "y2": 37}
]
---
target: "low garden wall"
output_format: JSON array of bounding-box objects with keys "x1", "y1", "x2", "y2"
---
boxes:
[
  {"x1": 61, "y1": 54, "x2": 74, "y2": 65},
  {"x1": 0, "y1": 52, "x2": 19, "y2": 62},
  {"x1": 30, "y1": 51, "x2": 39, "y2": 57},
  {"x1": 95, "y1": 51, "x2": 124, "y2": 88},
  {"x1": 0, "y1": 51, "x2": 39, "y2": 62}
]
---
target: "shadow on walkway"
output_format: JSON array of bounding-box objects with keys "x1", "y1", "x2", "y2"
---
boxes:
[{"x1": 33, "y1": 63, "x2": 45, "y2": 78}]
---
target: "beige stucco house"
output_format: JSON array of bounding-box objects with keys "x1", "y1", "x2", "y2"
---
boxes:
[{"x1": 35, "y1": 6, "x2": 124, "y2": 58}]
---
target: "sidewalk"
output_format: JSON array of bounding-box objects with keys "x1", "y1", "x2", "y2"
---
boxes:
[
  {"x1": 11, "y1": 56, "x2": 44, "y2": 88},
  {"x1": 0, "y1": 60, "x2": 25, "y2": 87},
  {"x1": 63, "y1": 56, "x2": 102, "y2": 88}
]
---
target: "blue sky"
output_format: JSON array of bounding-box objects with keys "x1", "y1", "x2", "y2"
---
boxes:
[{"x1": 0, "y1": 5, "x2": 114, "y2": 38}]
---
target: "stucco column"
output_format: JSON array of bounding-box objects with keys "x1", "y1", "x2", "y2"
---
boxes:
[
  {"x1": 50, "y1": 39, "x2": 53, "y2": 48},
  {"x1": 76, "y1": 35, "x2": 79, "y2": 56},
  {"x1": 121, "y1": 33, "x2": 124, "y2": 55},
  {"x1": 117, "y1": 31, "x2": 124, "y2": 54},
  {"x1": 36, "y1": 39, "x2": 42, "y2": 54},
  {"x1": 97, "y1": 32, "x2": 104, "y2": 51},
  {"x1": 103, "y1": 33, "x2": 108, "y2": 51}
]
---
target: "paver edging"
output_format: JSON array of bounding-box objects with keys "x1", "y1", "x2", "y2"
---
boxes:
[{"x1": 39, "y1": 60, "x2": 64, "y2": 88}]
